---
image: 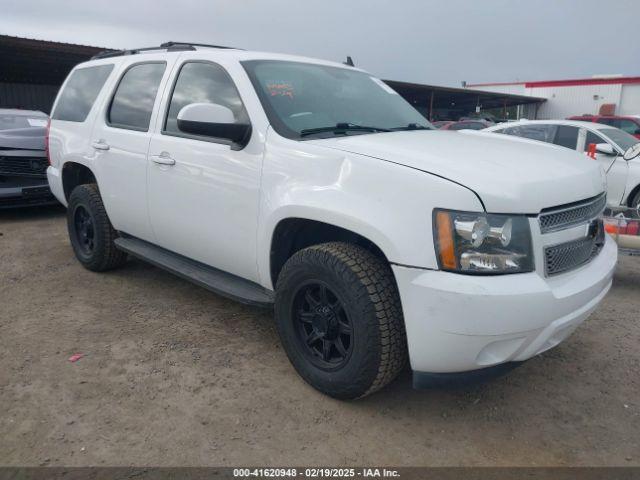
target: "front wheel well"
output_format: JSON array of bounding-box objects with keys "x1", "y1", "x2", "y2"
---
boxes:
[
  {"x1": 269, "y1": 218, "x2": 389, "y2": 287},
  {"x1": 626, "y1": 183, "x2": 640, "y2": 207},
  {"x1": 62, "y1": 162, "x2": 97, "y2": 202}
]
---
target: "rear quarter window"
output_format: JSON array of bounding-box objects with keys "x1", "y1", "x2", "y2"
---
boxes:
[{"x1": 52, "y1": 64, "x2": 114, "y2": 122}]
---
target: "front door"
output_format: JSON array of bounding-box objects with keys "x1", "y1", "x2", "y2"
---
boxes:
[
  {"x1": 146, "y1": 60, "x2": 263, "y2": 282},
  {"x1": 581, "y1": 129, "x2": 628, "y2": 206}
]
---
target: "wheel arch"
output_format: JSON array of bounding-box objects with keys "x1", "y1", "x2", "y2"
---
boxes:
[
  {"x1": 62, "y1": 162, "x2": 97, "y2": 202},
  {"x1": 268, "y1": 215, "x2": 396, "y2": 289}
]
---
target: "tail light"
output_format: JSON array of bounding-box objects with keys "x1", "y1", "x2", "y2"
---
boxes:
[{"x1": 45, "y1": 118, "x2": 51, "y2": 165}]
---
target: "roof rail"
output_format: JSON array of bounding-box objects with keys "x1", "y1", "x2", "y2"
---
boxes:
[{"x1": 91, "y1": 41, "x2": 241, "y2": 60}]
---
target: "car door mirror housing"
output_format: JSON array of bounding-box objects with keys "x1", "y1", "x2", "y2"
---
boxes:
[
  {"x1": 623, "y1": 143, "x2": 640, "y2": 161},
  {"x1": 595, "y1": 143, "x2": 616, "y2": 156},
  {"x1": 177, "y1": 103, "x2": 251, "y2": 147}
]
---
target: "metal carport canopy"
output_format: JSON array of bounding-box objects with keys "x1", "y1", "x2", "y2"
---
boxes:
[{"x1": 383, "y1": 79, "x2": 546, "y2": 117}]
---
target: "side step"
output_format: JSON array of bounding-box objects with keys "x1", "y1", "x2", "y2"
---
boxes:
[{"x1": 114, "y1": 236, "x2": 274, "y2": 308}]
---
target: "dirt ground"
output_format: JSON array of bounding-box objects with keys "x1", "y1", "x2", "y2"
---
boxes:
[{"x1": 1, "y1": 205, "x2": 639, "y2": 467}]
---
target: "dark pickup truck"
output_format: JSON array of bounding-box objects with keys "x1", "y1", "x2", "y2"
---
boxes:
[{"x1": 0, "y1": 109, "x2": 57, "y2": 208}]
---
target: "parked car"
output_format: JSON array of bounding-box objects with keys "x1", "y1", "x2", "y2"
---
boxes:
[
  {"x1": 0, "y1": 109, "x2": 57, "y2": 208},
  {"x1": 568, "y1": 115, "x2": 640, "y2": 139},
  {"x1": 47, "y1": 42, "x2": 616, "y2": 399},
  {"x1": 484, "y1": 119, "x2": 640, "y2": 208},
  {"x1": 440, "y1": 119, "x2": 492, "y2": 130},
  {"x1": 432, "y1": 120, "x2": 454, "y2": 129}
]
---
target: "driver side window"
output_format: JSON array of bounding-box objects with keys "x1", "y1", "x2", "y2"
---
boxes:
[{"x1": 164, "y1": 61, "x2": 249, "y2": 137}]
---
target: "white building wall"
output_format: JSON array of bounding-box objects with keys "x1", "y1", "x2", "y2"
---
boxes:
[
  {"x1": 619, "y1": 85, "x2": 640, "y2": 115},
  {"x1": 468, "y1": 81, "x2": 640, "y2": 119},
  {"x1": 528, "y1": 84, "x2": 622, "y2": 119}
]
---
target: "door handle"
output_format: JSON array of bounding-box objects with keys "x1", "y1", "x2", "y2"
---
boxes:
[
  {"x1": 151, "y1": 152, "x2": 176, "y2": 166},
  {"x1": 92, "y1": 140, "x2": 110, "y2": 151}
]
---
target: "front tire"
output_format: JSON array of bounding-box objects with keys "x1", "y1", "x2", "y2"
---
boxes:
[
  {"x1": 67, "y1": 184, "x2": 127, "y2": 272},
  {"x1": 275, "y1": 242, "x2": 407, "y2": 399},
  {"x1": 630, "y1": 189, "x2": 640, "y2": 213}
]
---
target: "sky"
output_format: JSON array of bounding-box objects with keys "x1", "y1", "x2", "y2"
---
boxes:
[{"x1": 2, "y1": 0, "x2": 639, "y2": 87}]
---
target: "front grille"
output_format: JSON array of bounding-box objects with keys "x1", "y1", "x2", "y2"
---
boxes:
[
  {"x1": 539, "y1": 193, "x2": 606, "y2": 234},
  {"x1": 544, "y1": 220, "x2": 605, "y2": 276},
  {"x1": 0, "y1": 155, "x2": 48, "y2": 177}
]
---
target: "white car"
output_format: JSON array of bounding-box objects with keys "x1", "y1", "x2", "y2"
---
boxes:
[
  {"x1": 47, "y1": 42, "x2": 617, "y2": 399},
  {"x1": 484, "y1": 119, "x2": 640, "y2": 209}
]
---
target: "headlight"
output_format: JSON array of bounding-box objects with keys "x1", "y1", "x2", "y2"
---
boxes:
[{"x1": 433, "y1": 209, "x2": 534, "y2": 274}]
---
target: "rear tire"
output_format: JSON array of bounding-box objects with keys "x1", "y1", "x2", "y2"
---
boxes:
[
  {"x1": 67, "y1": 184, "x2": 127, "y2": 272},
  {"x1": 275, "y1": 242, "x2": 407, "y2": 399}
]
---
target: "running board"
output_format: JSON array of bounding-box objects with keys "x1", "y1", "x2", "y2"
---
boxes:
[{"x1": 114, "y1": 236, "x2": 274, "y2": 308}]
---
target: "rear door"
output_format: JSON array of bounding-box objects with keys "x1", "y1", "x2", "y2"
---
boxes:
[{"x1": 89, "y1": 55, "x2": 176, "y2": 242}]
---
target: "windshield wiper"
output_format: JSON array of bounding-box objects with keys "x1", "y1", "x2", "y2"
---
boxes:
[
  {"x1": 300, "y1": 123, "x2": 391, "y2": 137},
  {"x1": 389, "y1": 123, "x2": 430, "y2": 131}
]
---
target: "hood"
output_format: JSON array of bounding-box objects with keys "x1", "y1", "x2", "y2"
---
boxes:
[
  {"x1": 309, "y1": 130, "x2": 606, "y2": 213},
  {"x1": 0, "y1": 127, "x2": 46, "y2": 151}
]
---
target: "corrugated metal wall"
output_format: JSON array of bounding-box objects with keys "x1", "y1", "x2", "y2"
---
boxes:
[
  {"x1": 0, "y1": 82, "x2": 60, "y2": 113},
  {"x1": 468, "y1": 82, "x2": 640, "y2": 119},
  {"x1": 529, "y1": 84, "x2": 622, "y2": 119},
  {"x1": 619, "y1": 85, "x2": 640, "y2": 115}
]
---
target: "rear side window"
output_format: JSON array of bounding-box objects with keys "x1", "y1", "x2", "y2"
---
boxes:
[
  {"x1": 164, "y1": 61, "x2": 249, "y2": 136},
  {"x1": 52, "y1": 65, "x2": 114, "y2": 122},
  {"x1": 501, "y1": 124, "x2": 556, "y2": 143},
  {"x1": 553, "y1": 125, "x2": 579, "y2": 149},
  {"x1": 449, "y1": 121, "x2": 485, "y2": 131},
  {"x1": 108, "y1": 62, "x2": 166, "y2": 131}
]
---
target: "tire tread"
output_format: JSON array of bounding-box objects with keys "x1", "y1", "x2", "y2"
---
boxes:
[{"x1": 67, "y1": 184, "x2": 127, "y2": 272}]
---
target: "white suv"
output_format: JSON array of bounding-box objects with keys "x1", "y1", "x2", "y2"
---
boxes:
[{"x1": 47, "y1": 42, "x2": 617, "y2": 398}]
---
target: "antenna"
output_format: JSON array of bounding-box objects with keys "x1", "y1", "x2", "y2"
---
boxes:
[{"x1": 344, "y1": 56, "x2": 354, "y2": 67}]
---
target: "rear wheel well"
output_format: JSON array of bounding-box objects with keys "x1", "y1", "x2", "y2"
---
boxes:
[
  {"x1": 62, "y1": 163, "x2": 97, "y2": 202},
  {"x1": 270, "y1": 218, "x2": 389, "y2": 287}
]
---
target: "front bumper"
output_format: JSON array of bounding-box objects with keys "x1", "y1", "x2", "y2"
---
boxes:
[
  {"x1": 0, "y1": 177, "x2": 57, "y2": 208},
  {"x1": 393, "y1": 234, "x2": 617, "y2": 377}
]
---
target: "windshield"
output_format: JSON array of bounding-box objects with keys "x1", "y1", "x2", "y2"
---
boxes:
[
  {"x1": 0, "y1": 113, "x2": 48, "y2": 131},
  {"x1": 600, "y1": 127, "x2": 639, "y2": 152},
  {"x1": 242, "y1": 60, "x2": 432, "y2": 139}
]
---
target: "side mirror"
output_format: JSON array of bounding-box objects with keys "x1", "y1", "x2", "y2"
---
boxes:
[
  {"x1": 177, "y1": 103, "x2": 251, "y2": 147},
  {"x1": 595, "y1": 143, "x2": 617, "y2": 156},
  {"x1": 623, "y1": 143, "x2": 640, "y2": 161}
]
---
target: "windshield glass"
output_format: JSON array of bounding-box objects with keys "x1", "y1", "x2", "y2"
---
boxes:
[
  {"x1": 0, "y1": 113, "x2": 48, "y2": 131},
  {"x1": 600, "y1": 127, "x2": 639, "y2": 152},
  {"x1": 242, "y1": 60, "x2": 432, "y2": 139}
]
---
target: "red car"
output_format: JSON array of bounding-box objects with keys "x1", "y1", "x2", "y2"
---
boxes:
[{"x1": 568, "y1": 115, "x2": 640, "y2": 139}]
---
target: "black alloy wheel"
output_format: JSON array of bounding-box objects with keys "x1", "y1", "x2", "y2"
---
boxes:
[
  {"x1": 73, "y1": 205, "x2": 96, "y2": 256},
  {"x1": 292, "y1": 281, "x2": 353, "y2": 370}
]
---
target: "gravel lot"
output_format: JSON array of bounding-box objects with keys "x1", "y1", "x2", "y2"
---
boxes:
[{"x1": 1, "y1": 206, "x2": 639, "y2": 467}]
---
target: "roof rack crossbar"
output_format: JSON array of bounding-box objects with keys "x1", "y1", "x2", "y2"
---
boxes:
[{"x1": 91, "y1": 41, "x2": 242, "y2": 60}]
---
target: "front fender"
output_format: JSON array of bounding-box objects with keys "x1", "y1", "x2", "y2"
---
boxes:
[{"x1": 256, "y1": 131, "x2": 484, "y2": 289}]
